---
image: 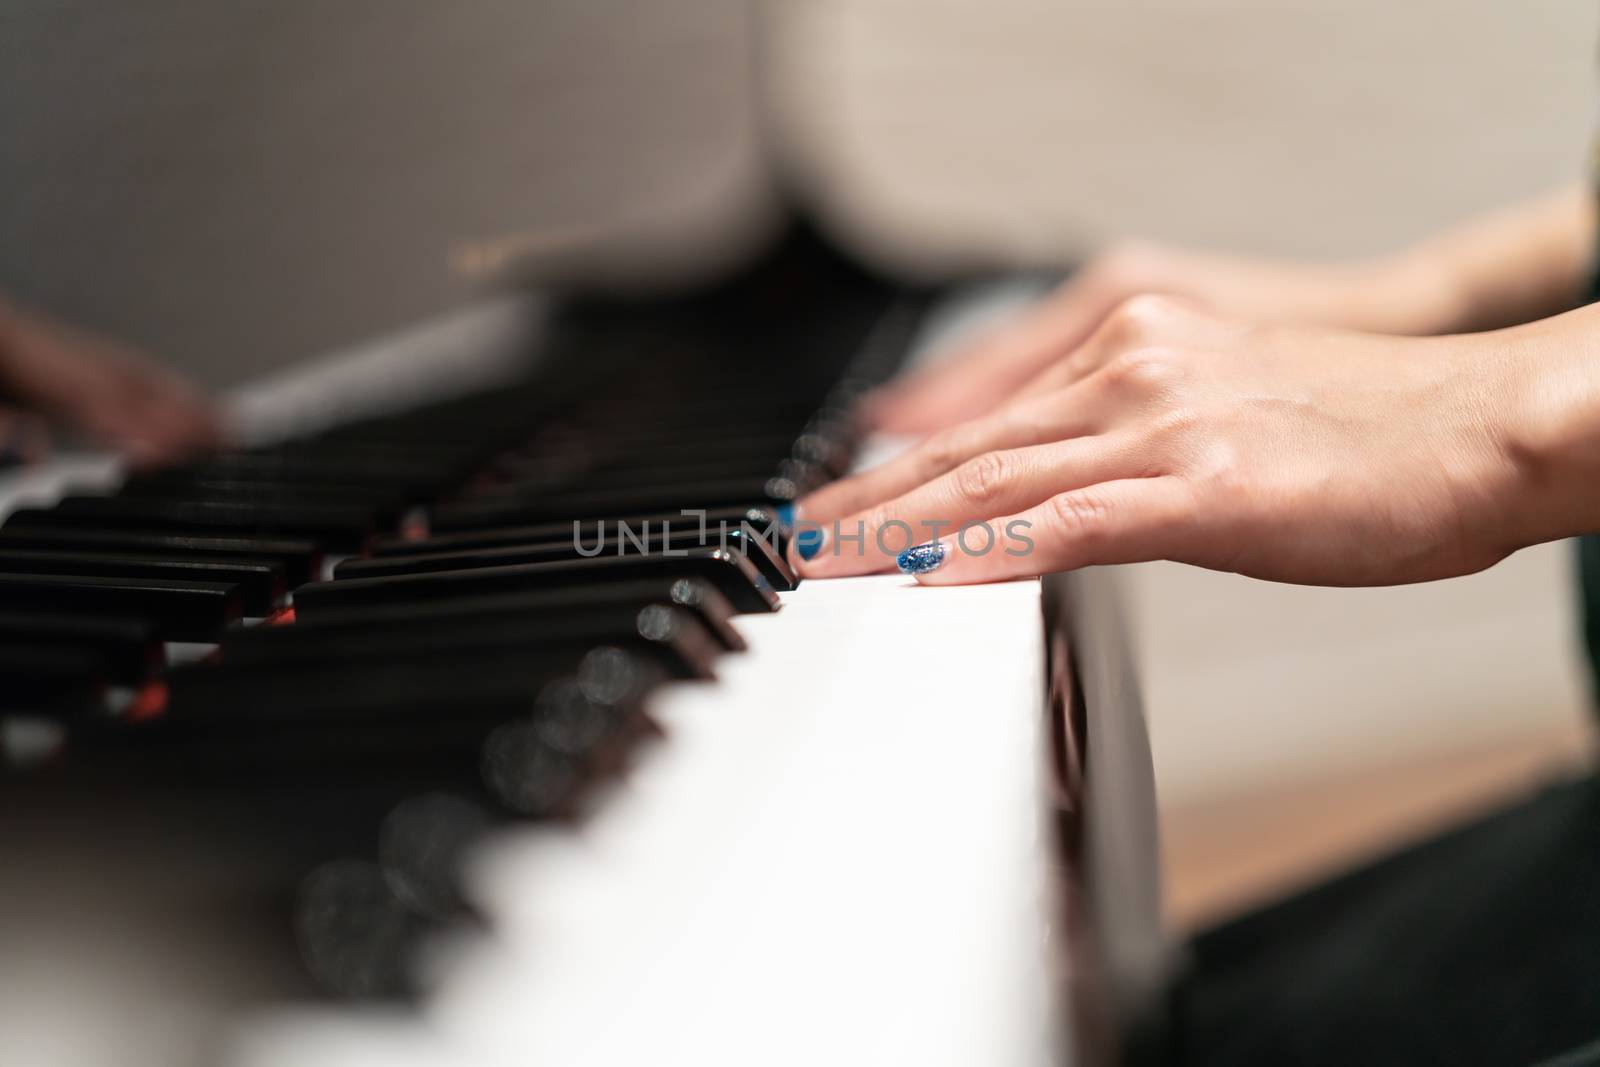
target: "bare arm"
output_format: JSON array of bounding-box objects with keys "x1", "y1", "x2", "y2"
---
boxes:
[
  {"x1": 867, "y1": 184, "x2": 1598, "y2": 433},
  {"x1": 1386, "y1": 182, "x2": 1595, "y2": 334}
]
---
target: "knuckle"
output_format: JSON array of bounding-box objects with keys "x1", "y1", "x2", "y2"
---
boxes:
[
  {"x1": 861, "y1": 503, "x2": 904, "y2": 543},
  {"x1": 1104, "y1": 292, "x2": 1178, "y2": 340},
  {"x1": 1102, "y1": 345, "x2": 1179, "y2": 394},
  {"x1": 918, "y1": 429, "x2": 965, "y2": 476},
  {"x1": 1194, "y1": 441, "x2": 1249, "y2": 500},
  {"x1": 1146, "y1": 404, "x2": 1200, "y2": 444},
  {"x1": 1049, "y1": 490, "x2": 1115, "y2": 543},
  {"x1": 954, "y1": 450, "x2": 1014, "y2": 508}
]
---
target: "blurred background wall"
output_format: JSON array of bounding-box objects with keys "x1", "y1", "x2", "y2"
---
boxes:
[
  {"x1": 5, "y1": 1, "x2": 1596, "y2": 375},
  {"x1": 0, "y1": 0, "x2": 770, "y2": 389},
  {"x1": 4, "y1": 0, "x2": 1598, "y2": 926},
  {"x1": 774, "y1": 0, "x2": 1599, "y2": 271}
]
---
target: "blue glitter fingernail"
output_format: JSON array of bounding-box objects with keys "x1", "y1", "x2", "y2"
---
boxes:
[
  {"x1": 897, "y1": 541, "x2": 947, "y2": 576},
  {"x1": 775, "y1": 503, "x2": 798, "y2": 534}
]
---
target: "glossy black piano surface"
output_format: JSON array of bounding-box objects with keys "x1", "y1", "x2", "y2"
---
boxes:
[{"x1": 0, "y1": 229, "x2": 928, "y2": 993}]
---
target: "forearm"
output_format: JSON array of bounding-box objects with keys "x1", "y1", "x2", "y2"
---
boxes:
[{"x1": 1369, "y1": 184, "x2": 1595, "y2": 336}]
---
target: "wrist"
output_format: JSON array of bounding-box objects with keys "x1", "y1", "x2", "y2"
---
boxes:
[{"x1": 1491, "y1": 307, "x2": 1600, "y2": 546}]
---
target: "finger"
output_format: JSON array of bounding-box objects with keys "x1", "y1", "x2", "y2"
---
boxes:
[
  {"x1": 107, "y1": 367, "x2": 225, "y2": 462},
  {"x1": 899, "y1": 477, "x2": 1194, "y2": 585},
  {"x1": 863, "y1": 274, "x2": 1121, "y2": 433},
  {"x1": 137, "y1": 391, "x2": 225, "y2": 453},
  {"x1": 794, "y1": 433, "x2": 1139, "y2": 579},
  {"x1": 796, "y1": 388, "x2": 1102, "y2": 525}
]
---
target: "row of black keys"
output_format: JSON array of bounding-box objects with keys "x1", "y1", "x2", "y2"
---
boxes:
[
  {"x1": 0, "y1": 487, "x2": 806, "y2": 708},
  {"x1": 0, "y1": 283, "x2": 911, "y2": 995},
  {"x1": 0, "y1": 271, "x2": 908, "y2": 722},
  {"x1": 0, "y1": 375, "x2": 841, "y2": 713}
]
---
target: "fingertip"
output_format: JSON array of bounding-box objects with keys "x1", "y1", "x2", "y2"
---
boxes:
[
  {"x1": 795, "y1": 524, "x2": 827, "y2": 563},
  {"x1": 897, "y1": 540, "x2": 949, "y2": 579},
  {"x1": 118, "y1": 434, "x2": 174, "y2": 470},
  {"x1": 785, "y1": 514, "x2": 827, "y2": 574},
  {"x1": 187, "y1": 405, "x2": 229, "y2": 449}
]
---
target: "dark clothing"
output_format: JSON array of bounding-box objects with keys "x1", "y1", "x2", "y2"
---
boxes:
[
  {"x1": 1581, "y1": 535, "x2": 1600, "y2": 699},
  {"x1": 1176, "y1": 776, "x2": 1600, "y2": 1066}
]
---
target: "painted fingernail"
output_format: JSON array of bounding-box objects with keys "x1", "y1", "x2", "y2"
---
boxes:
[
  {"x1": 896, "y1": 541, "x2": 947, "y2": 576},
  {"x1": 795, "y1": 523, "x2": 827, "y2": 562},
  {"x1": 774, "y1": 502, "x2": 799, "y2": 534}
]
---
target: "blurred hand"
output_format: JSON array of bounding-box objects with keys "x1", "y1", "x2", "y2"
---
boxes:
[
  {"x1": 0, "y1": 296, "x2": 223, "y2": 465},
  {"x1": 0, "y1": 408, "x2": 49, "y2": 467},
  {"x1": 793, "y1": 294, "x2": 1579, "y2": 588},
  {"x1": 862, "y1": 240, "x2": 1461, "y2": 434}
]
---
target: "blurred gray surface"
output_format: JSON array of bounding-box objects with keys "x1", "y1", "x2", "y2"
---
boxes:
[
  {"x1": 0, "y1": 0, "x2": 767, "y2": 387},
  {"x1": 5, "y1": 1, "x2": 1597, "y2": 383}
]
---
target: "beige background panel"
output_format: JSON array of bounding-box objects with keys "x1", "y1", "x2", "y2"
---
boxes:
[{"x1": 774, "y1": 0, "x2": 1600, "y2": 269}]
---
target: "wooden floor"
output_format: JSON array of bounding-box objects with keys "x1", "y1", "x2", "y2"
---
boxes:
[
  {"x1": 1111, "y1": 545, "x2": 1599, "y2": 934},
  {"x1": 1162, "y1": 721, "x2": 1595, "y2": 931}
]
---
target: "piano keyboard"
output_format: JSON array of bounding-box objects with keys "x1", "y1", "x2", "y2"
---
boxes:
[{"x1": 0, "y1": 257, "x2": 1160, "y2": 1066}]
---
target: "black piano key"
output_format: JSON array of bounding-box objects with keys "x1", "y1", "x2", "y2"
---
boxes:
[
  {"x1": 293, "y1": 549, "x2": 779, "y2": 616},
  {"x1": 0, "y1": 573, "x2": 243, "y2": 641},
  {"x1": 295, "y1": 578, "x2": 746, "y2": 652},
  {"x1": 427, "y1": 477, "x2": 791, "y2": 533},
  {"x1": 221, "y1": 602, "x2": 719, "y2": 680},
  {"x1": 334, "y1": 521, "x2": 795, "y2": 591},
  {"x1": 152, "y1": 449, "x2": 460, "y2": 488},
  {"x1": 0, "y1": 644, "x2": 105, "y2": 713},
  {"x1": 0, "y1": 526, "x2": 321, "y2": 587},
  {"x1": 0, "y1": 549, "x2": 284, "y2": 615},
  {"x1": 370, "y1": 505, "x2": 786, "y2": 558},
  {"x1": 579, "y1": 417, "x2": 816, "y2": 450},
  {"x1": 8, "y1": 496, "x2": 377, "y2": 552},
  {"x1": 489, "y1": 434, "x2": 800, "y2": 479},
  {"x1": 475, "y1": 456, "x2": 798, "y2": 499},
  {"x1": 165, "y1": 643, "x2": 667, "y2": 724},
  {"x1": 118, "y1": 473, "x2": 411, "y2": 509},
  {"x1": 0, "y1": 611, "x2": 163, "y2": 683}
]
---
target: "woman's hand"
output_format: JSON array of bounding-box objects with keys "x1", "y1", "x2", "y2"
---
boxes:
[
  {"x1": 0, "y1": 295, "x2": 223, "y2": 465},
  {"x1": 862, "y1": 240, "x2": 1463, "y2": 434},
  {"x1": 792, "y1": 295, "x2": 1599, "y2": 588}
]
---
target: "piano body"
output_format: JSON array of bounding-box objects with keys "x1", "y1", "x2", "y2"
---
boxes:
[{"x1": 0, "y1": 227, "x2": 1170, "y2": 1066}]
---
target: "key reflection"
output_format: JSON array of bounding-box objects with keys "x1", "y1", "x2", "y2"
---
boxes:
[
  {"x1": 294, "y1": 858, "x2": 419, "y2": 999},
  {"x1": 379, "y1": 792, "x2": 490, "y2": 920}
]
